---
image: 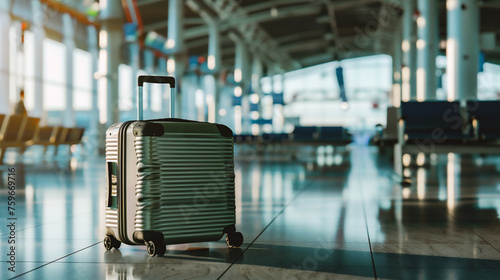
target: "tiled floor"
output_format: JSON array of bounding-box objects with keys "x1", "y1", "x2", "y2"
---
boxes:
[{"x1": 1, "y1": 144, "x2": 500, "y2": 279}]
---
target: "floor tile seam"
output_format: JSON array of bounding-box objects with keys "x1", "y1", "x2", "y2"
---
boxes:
[
  {"x1": 1, "y1": 261, "x2": 46, "y2": 263},
  {"x1": 50, "y1": 258, "x2": 232, "y2": 265},
  {"x1": 0, "y1": 224, "x2": 48, "y2": 238},
  {"x1": 372, "y1": 265, "x2": 500, "y2": 269},
  {"x1": 216, "y1": 179, "x2": 319, "y2": 280},
  {"x1": 8, "y1": 241, "x2": 102, "y2": 280},
  {"x1": 0, "y1": 219, "x2": 98, "y2": 238},
  {"x1": 443, "y1": 211, "x2": 500, "y2": 253},
  {"x1": 359, "y1": 174, "x2": 382, "y2": 280},
  {"x1": 462, "y1": 228, "x2": 500, "y2": 254},
  {"x1": 369, "y1": 242, "x2": 491, "y2": 245},
  {"x1": 49, "y1": 260, "x2": 207, "y2": 264},
  {"x1": 224, "y1": 263, "x2": 382, "y2": 269},
  {"x1": 251, "y1": 242, "x2": 373, "y2": 246},
  {"x1": 0, "y1": 238, "x2": 102, "y2": 241}
]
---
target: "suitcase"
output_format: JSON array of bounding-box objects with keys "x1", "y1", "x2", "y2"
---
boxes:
[{"x1": 104, "y1": 75, "x2": 243, "y2": 256}]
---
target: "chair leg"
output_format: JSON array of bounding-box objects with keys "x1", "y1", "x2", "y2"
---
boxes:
[
  {"x1": 0, "y1": 148, "x2": 5, "y2": 165},
  {"x1": 394, "y1": 144, "x2": 403, "y2": 178}
]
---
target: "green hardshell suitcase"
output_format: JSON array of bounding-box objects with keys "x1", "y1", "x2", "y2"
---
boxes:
[{"x1": 104, "y1": 75, "x2": 243, "y2": 256}]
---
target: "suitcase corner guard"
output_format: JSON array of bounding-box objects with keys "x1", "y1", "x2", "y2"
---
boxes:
[
  {"x1": 216, "y1": 124, "x2": 233, "y2": 137},
  {"x1": 133, "y1": 122, "x2": 165, "y2": 137},
  {"x1": 133, "y1": 230, "x2": 165, "y2": 244}
]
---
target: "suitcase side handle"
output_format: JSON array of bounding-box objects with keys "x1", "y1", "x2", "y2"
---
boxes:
[
  {"x1": 137, "y1": 75, "x2": 176, "y2": 120},
  {"x1": 138, "y1": 76, "x2": 175, "y2": 88}
]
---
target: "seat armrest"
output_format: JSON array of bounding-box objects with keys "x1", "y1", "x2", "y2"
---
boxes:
[
  {"x1": 471, "y1": 117, "x2": 479, "y2": 140},
  {"x1": 375, "y1": 124, "x2": 383, "y2": 138},
  {"x1": 398, "y1": 118, "x2": 406, "y2": 145}
]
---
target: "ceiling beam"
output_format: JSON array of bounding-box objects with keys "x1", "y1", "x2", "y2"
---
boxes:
[
  {"x1": 185, "y1": 35, "x2": 232, "y2": 49},
  {"x1": 373, "y1": 2, "x2": 401, "y2": 54},
  {"x1": 224, "y1": 5, "x2": 321, "y2": 27},
  {"x1": 326, "y1": 4, "x2": 340, "y2": 38},
  {"x1": 143, "y1": 17, "x2": 206, "y2": 32},
  {"x1": 184, "y1": 0, "x2": 286, "y2": 71},
  {"x1": 184, "y1": 17, "x2": 206, "y2": 25},
  {"x1": 137, "y1": 0, "x2": 164, "y2": 7},
  {"x1": 182, "y1": 3, "x2": 321, "y2": 40},
  {"x1": 275, "y1": 30, "x2": 327, "y2": 45},
  {"x1": 197, "y1": 0, "x2": 303, "y2": 71},
  {"x1": 330, "y1": 0, "x2": 383, "y2": 10},
  {"x1": 324, "y1": 3, "x2": 342, "y2": 59},
  {"x1": 281, "y1": 39, "x2": 330, "y2": 53},
  {"x1": 297, "y1": 53, "x2": 333, "y2": 66},
  {"x1": 232, "y1": 0, "x2": 385, "y2": 16}
]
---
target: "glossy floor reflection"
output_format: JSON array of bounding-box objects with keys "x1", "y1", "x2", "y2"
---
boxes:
[{"x1": 1, "y1": 145, "x2": 500, "y2": 279}]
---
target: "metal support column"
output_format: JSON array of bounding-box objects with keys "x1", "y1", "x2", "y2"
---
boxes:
[
  {"x1": 274, "y1": 72, "x2": 285, "y2": 133},
  {"x1": 144, "y1": 49, "x2": 155, "y2": 116},
  {"x1": 208, "y1": 21, "x2": 220, "y2": 73},
  {"x1": 402, "y1": 0, "x2": 417, "y2": 101},
  {"x1": 167, "y1": 0, "x2": 184, "y2": 117},
  {"x1": 417, "y1": 0, "x2": 438, "y2": 101},
  {"x1": 158, "y1": 57, "x2": 169, "y2": 115},
  {"x1": 63, "y1": 14, "x2": 75, "y2": 126},
  {"x1": 173, "y1": 54, "x2": 185, "y2": 118},
  {"x1": 252, "y1": 57, "x2": 263, "y2": 115},
  {"x1": 99, "y1": 0, "x2": 124, "y2": 126},
  {"x1": 235, "y1": 39, "x2": 250, "y2": 133},
  {"x1": 208, "y1": 20, "x2": 221, "y2": 123},
  {"x1": 252, "y1": 57, "x2": 263, "y2": 133},
  {"x1": 0, "y1": 1, "x2": 10, "y2": 114},
  {"x1": 88, "y1": 23, "x2": 100, "y2": 154},
  {"x1": 31, "y1": 0, "x2": 46, "y2": 123},
  {"x1": 167, "y1": 0, "x2": 183, "y2": 52},
  {"x1": 446, "y1": 0, "x2": 479, "y2": 101},
  {"x1": 392, "y1": 24, "x2": 403, "y2": 107},
  {"x1": 129, "y1": 42, "x2": 139, "y2": 117}
]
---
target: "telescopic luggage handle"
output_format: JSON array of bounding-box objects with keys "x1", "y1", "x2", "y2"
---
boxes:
[{"x1": 137, "y1": 75, "x2": 176, "y2": 120}]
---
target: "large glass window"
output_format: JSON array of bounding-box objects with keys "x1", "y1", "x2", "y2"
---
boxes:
[
  {"x1": 118, "y1": 64, "x2": 133, "y2": 111},
  {"x1": 283, "y1": 54, "x2": 391, "y2": 130},
  {"x1": 43, "y1": 38, "x2": 66, "y2": 111},
  {"x1": 23, "y1": 31, "x2": 34, "y2": 111},
  {"x1": 478, "y1": 63, "x2": 500, "y2": 100},
  {"x1": 436, "y1": 55, "x2": 500, "y2": 100},
  {"x1": 73, "y1": 48, "x2": 92, "y2": 111}
]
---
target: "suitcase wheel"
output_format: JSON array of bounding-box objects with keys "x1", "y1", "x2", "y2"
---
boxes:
[
  {"x1": 145, "y1": 240, "x2": 166, "y2": 257},
  {"x1": 226, "y1": 231, "x2": 244, "y2": 248},
  {"x1": 104, "y1": 235, "x2": 121, "y2": 251}
]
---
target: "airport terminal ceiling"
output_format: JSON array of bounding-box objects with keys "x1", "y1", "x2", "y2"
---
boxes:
[
  {"x1": 127, "y1": 0, "x2": 500, "y2": 70},
  {"x1": 6, "y1": 0, "x2": 500, "y2": 72}
]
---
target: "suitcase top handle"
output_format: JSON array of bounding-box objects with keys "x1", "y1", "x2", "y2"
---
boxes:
[
  {"x1": 137, "y1": 75, "x2": 176, "y2": 120},
  {"x1": 138, "y1": 75, "x2": 175, "y2": 88}
]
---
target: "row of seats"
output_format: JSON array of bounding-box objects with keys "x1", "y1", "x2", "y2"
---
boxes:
[
  {"x1": 234, "y1": 126, "x2": 352, "y2": 146},
  {"x1": 369, "y1": 101, "x2": 500, "y2": 181},
  {"x1": 400, "y1": 100, "x2": 500, "y2": 144},
  {"x1": 234, "y1": 133, "x2": 289, "y2": 145},
  {"x1": 374, "y1": 101, "x2": 500, "y2": 149},
  {"x1": 392, "y1": 100, "x2": 500, "y2": 181},
  {"x1": 291, "y1": 126, "x2": 352, "y2": 144},
  {"x1": 0, "y1": 114, "x2": 85, "y2": 164}
]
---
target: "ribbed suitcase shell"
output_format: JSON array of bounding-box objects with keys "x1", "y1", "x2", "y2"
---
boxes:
[{"x1": 105, "y1": 119, "x2": 236, "y2": 245}]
